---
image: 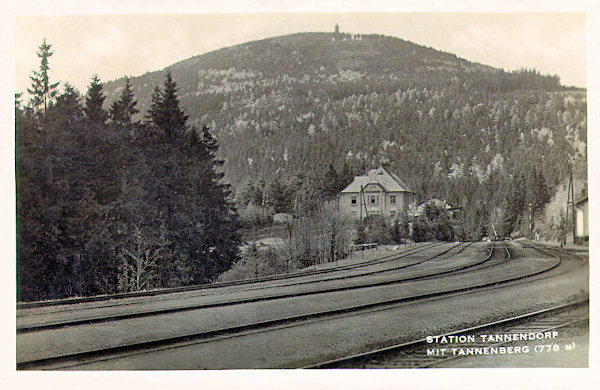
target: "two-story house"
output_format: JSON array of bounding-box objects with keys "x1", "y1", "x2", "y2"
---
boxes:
[{"x1": 340, "y1": 167, "x2": 414, "y2": 219}]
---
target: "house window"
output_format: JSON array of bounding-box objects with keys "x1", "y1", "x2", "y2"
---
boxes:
[
  {"x1": 390, "y1": 195, "x2": 396, "y2": 204},
  {"x1": 351, "y1": 196, "x2": 357, "y2": 205},
  {"x1": 370, "y1": 195, "x2": 378, "y2": 204}
]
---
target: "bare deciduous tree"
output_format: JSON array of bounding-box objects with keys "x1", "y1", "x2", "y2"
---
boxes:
[{"x1": 119, "y1": 224, "x2": 167, "y2": 292}]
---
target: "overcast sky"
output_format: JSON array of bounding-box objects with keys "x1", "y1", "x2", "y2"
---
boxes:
[{"x1": 15, "y1": 11, "x2": 586, "y2": 97}]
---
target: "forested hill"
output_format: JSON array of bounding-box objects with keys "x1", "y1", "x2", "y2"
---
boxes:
[
  {"x1": 17, "y1": 31, "x2": 587, "y2": 301},
  {"x1": 104, "y1": 31, "x2": 587, "y2": 232}
]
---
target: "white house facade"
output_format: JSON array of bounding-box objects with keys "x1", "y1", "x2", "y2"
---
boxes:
[{"x1": 340, "y1": 167, "x2": 414, "y2": 220}]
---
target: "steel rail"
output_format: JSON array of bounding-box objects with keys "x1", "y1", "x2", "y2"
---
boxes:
[
  {"x1": 301, "y1": 298, "x2": 588, "y2": 368},
  {"x1": 16, "y1": 242, "x2": 454, "y2": 320},
  {"x1": 17, "y1": 242, "x2": 444, "y2": 310},
  {"x1": 18, "y1": 241, "x2": 565, "y2": 369},
  {"x1": 17, "y1": 242, "x2": 474, "y2": 332}
]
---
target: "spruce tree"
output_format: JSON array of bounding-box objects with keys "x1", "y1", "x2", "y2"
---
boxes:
[
  {"x1": 531, "y1": 168, "x2": 550, "y2": 215},
  {"x1": 144, "y1": 72, "x2": 240, "y2": 285},
  {"x1": 146, "y1": 86, "x2": 162, "y2": 125},
  {"x1": 27, "y1": 38, "x2": 59, "y2": 115},
  {"x1": 84, "y1": 74, "x2": 108, "y2": 124},
  {"x1": 109, "y1": 77, "x2": 139, "y2": 125},
  {"x1": 503, "y1": 173, "x2": 527, "y2": 235},
  {"x1": 149, "y1": 71, "x2": 188, "y2": 140},
  {"x1": 48, "y1": 83, "x2": 83, "y2": 126},
  {"x1": 191, "y1": 126, "x2": 241, "y2": 281}
]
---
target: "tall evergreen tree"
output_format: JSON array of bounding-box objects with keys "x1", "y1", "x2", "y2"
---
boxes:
[
  {"x1": 149, "y1": 71, "x2": 188, "y2": 140},
  {"x1": 190, "y1": 125, "x2": 241, "y2": 281},
  {"x1": 530, "y1": 168, "x2": 550, "y2": 215},
  {"x1": 320, "y1": 163, "x2": 342, "y2": 200},
  {"x1": 47, "y1": 83, "x2": 83, "y2": 127},
  {"x1": 340, "y1": 161, "x2": 355, "y2": 189},
  {"x1": 27, "y1": 38, "x2": 59, "y2": 115},
  {"x1": 142, "y1": 72, "x2": 240, "y2": 285},
  {"x1": 109, "y1": 77, "x2": 139, "y2": 125},
  {"x1": 503, "y1": 173, "x2": 527, "y2": 235},
  {"x1": 84, "y1": 74, "x2": 108, "y2": 124},
  {"x1": 146, "y1": 85, "x2": 162, "y2": 125}
]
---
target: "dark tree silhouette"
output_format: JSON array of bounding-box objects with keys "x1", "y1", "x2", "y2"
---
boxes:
[
  {"x1": 84, "y1": 74, "x2": 108, "y2": 124},
  {"x1": 109, "y1": 77, "x2": 139, "y2": 126},
  {"x1": 27, "y1": 38, "x2": 59, "y2": 115}
]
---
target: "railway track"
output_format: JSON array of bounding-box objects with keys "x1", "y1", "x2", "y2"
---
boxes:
[
  {"x1": 18, "y1": 239, "x2": 574, "y2": 370},
  {"x1": 304, "y1": 299, "x2": 588, "y2": 368},
  {"x1": 17, "y1": 242, "x2": 445, "y2": 310},
  {"x1": 17, "y1": 241, "x2": 489, "y2": 333}
]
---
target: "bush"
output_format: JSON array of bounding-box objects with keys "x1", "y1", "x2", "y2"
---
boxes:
[
  {"x1": 355, "y1": 215, "x2": 395, "y2": 245},
  {"x1": 411, "y1": 204, "x2": 455, "y2": 242}
]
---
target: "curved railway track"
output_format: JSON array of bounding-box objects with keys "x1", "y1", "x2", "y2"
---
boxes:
[
  {"x1": 16, "y1": 242, "x2": 474, "y2": 327},
  {"x1": 17, "y1": 239, "x2": 583, "y2": 370},
  {"x1": 17, "y1": 242, "x2": 445, "y2": 310},
  {"x1": 304, "y1": 299, "x2": 588, "y2": 368},
  {"x1": 17, "y1": 241, "x2": 497, "y2": 333}
]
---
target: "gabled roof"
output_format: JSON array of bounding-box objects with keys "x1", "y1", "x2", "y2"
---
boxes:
[
  {"x1": 417, "y1": 197, "x2": 458, "y2": 210},
  {"x1": 341, "y1": 167, "x2": 413, "y2": 194}
]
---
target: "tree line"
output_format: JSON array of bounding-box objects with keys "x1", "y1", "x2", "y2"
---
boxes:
[{"x1": 17, "y1": 40, "x2": 240, "y2": 301}]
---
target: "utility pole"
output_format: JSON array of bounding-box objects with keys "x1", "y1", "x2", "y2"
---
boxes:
[
  {"x1": 359, "y1": 185, "x2": 369, "y2": 220},
  {"x1": 359, "y1": 185, "x2": 363, "y2": 220},
  {"x1": 528, "y1": 203, "x2": 533, "y2": 239}
]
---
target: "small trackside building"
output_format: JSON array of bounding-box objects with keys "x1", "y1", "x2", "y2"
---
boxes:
[
  {"x1": 575, "y1": 196, "x2": 588, "y2": 244},
  {"x1": 340, "y1": 166, "x2": 414, "y2": 220},
  {"x1": 412, "y1": 198, "x2": 463, "y2": 222}
]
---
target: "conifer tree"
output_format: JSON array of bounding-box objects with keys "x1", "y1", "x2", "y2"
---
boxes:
[
  {"x1": 503, "y1": 173, "x2": 527, "y2": 235},
  {"x1": 146, "y1": 86, "x2": 162, "y2": 125},
  {"x1": 149, "y1": 71, "x2": 188, "y2": 140},
  {"x1": 530, "y1": 168, "x2": 550, "y2": 215},
  {"x1": 27, "y1": 38, "x2": 59, "y2": 115},
  {"x1": 48, "y1": 83, "x2": 83, "y2": 126},
  {"x1": 84, "y1": 74, "x2": 108, "y2": 124},
  {"x1": 109, "y1": 77, "x2": 139, "y2": 125},
  {"x1": 143, "y1": 72, "x2": 240, "y2": 285}
]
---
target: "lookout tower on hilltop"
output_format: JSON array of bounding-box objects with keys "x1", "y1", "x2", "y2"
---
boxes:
[{"x1": 334, "y1": 24, "x2": 340, "y2": 34}]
